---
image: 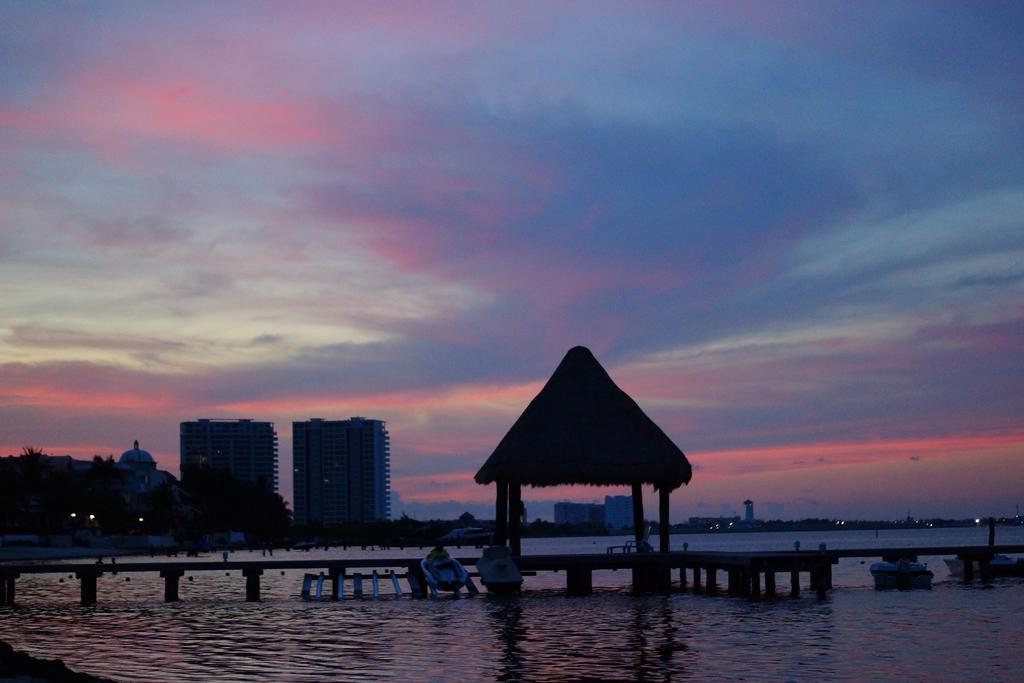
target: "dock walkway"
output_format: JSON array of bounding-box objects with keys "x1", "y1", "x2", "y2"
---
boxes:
[{"x1": 1, "y1": 544, "x2": 1021, "y2": 605}]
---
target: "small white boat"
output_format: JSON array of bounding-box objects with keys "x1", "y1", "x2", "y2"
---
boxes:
[
  {"x1": 421, "y1": 556, "x2": 470, "y2": 594},
  {"x1": 436, "y1": 527, "x2": 492, "y2": 544},
  {"x1": 870, "y1": 560, "x2": 933, "y2": 589},
  {"x1": 945, "y1": 555, "x2": 1024, "y2": 578}
]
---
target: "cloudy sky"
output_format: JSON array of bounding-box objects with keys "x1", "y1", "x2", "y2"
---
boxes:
[{"x1": 2, "y1": 1, "x2": 1022, "y2": 521}]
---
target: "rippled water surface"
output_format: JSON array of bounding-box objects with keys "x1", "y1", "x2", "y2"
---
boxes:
[{"x1": 2, "y1": 528, "x2": 1023, "y2": 681}]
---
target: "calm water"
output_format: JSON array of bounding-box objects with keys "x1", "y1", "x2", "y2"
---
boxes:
[{"x1": 2, "y1": 527, "x2": 1023, "y2": 681}]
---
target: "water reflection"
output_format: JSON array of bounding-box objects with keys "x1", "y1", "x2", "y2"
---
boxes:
[{"x1": 486, "y1": 597, "x2": 527, "y2": 681}]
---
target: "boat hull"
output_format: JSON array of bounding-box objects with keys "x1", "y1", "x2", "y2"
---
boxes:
[
  {"x1": 421, "y1": 557, "x2": 470, "y2": 593},
  {"x1": 870, "y1": 561, "x2": 933, "y2": 589}
]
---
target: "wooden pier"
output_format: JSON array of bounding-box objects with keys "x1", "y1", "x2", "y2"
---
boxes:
[{"x1": 1, "y1": 544, "x2": 1021, "y2": 606}]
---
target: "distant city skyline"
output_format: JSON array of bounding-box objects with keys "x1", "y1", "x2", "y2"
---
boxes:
[{"x1": 1, "y1": 3, "x2": 1022, "y2": 522}]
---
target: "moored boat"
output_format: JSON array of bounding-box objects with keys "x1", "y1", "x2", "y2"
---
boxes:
[
  {"x1": 945, "y1": 554, "x2": 1024, "y2": 578},
  {"x1": 421, "y1": 546, "x2": 471, "y2": 594},
  {"x1": 870, "y1": 559, "x2": 933, "y2": 589}
]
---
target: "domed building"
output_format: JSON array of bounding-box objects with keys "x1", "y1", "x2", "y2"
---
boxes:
[
  {"x1": 119, "y1": 440, "x2": 156, "y2": 467},
  {"x1": 115, "y1": 439, "x2": 172, "y2": 495}
]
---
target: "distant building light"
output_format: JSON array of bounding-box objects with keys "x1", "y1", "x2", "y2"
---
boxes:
[
  {"x1": 70, "y1": 513, "x2": 77, "y2": 518},
  {"x1": 88, "y1": 514, "x2": 96, "y2": 520}
]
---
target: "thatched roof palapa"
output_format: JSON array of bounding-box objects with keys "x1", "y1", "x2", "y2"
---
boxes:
[{"x1": 475, "y1": 346, "x2": 691, "y2": 491}]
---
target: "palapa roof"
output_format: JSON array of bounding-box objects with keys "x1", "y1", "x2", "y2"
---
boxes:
[{"x1": 475, "y1": 346, "x2": 691, "y2": 490}]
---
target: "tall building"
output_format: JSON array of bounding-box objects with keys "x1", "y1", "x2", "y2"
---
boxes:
[
  {"x1": 604, "y1": 495, "x2": 634, "y2": 530},
  {"x1": 553, "y1": 502, "x2": 605, "y2": 525},
  {"x1": 179, "y1": 419, "x2": 279, "y2": 491},
  {"x1": 744, "y1": 499, "x2": 754, "y2": 523},
  {"x1": 292, "y1": 417, "x2": 391, "y2": 525}
]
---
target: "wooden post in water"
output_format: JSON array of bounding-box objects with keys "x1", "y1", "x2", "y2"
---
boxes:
[
  {"x1": 979, "y1": 558, "x2": 992, "y2": 583},
  {"x1": 814, "y1": 564, "x2": 827, "y2": 600},
  {"x1": 495, "y1": 480, "x2": 509, "y2": 546},
  {"x1": 160, "y1": 570, "x2": 184, "y2": 602},
  {"x1": 791, "y1": 565, "x2": 800, "y2": 597},
  {"x1": 706, "y1": 567, "x2": 717, "y2": 594},
  {"x1": 77, "y1": 571, "x2": 98, "y2": 606},
  {"x1": 692, "y1": 563, "x2": 702, "y2": 593},
  {"x1": 658, "y1": 487, "x2": 670, "y2": 553},
  {"x1": 407, "y1": 563, "x2": 426, "y2": 597},
  {"x1": 509, "y1": 482, "x2": 522, "y2": 557},
  {"x1": 727, "y1": 568, "x2": 739, "y2": 596},
  {"x1": 750, "y1": 570, "x2": 761, "y2": 599},
  {"x1": 764, "y1": 571, "x2": 776, "y2": 597},
  {"x1": 961, "y1": 554, "x2": 975, "y2": 582},
  {"x1": 329, "y1": 567, "x2": 343, "y2": 601},
  {"x1": 243, "y1": 568, "x2": 262, "y2": 602},
  {"x1": 631, "y1": 483, "x2": 645, "y2": 550},
  {"x1": 0, "y1": 574, "x2": 15, "y2": 605},
  {"x1": 566, "y1": 567, "x2": 593, "y2": 596},
  {"x1": 679, "y1": 566, "x2": 688, "y2": 591}
]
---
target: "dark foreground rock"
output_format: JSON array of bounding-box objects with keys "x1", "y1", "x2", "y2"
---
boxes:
[{"x1": 0, "y1": 640, "x2": 116, "y2": 682}]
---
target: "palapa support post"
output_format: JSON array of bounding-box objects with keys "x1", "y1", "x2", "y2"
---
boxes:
[
  {"x1": 495, "y1": 480, "x2": 509, "y2": 546},
  {"x1": 727, "y1": 568, "x2": 739, "y2": 596},
  {"x1": 243, "y1": 568, "x2": 263, "y2": 602},
  {"x1": 658, "y1": 487, "x2": 670, "y2": 553},
  {"x1": 631, "y1": 483, "x2": 645, "y2": 549},
  {"x1": 750, "y1": 570, "x2": 761, "y2": 599},
  {"x1": 566, "y1": 567, "x2": 592, "y2": 596},
  {"x1": 160, "y1": 570, "x2": 184, "y2": 602},
  {"x1": 509, "y1": 482, "x2": 522, "y2": 557},
  {"x1": 706, "y1": 567, "x2": 717, "y2": 594},
  {"x1": 765, "y1": 571, "x2": 777, "y2": 597},
  {"x1": 679, "y1": 566, "x2": 688, "y2": 591},
  {"x1": 791, "y1": 558, "x2": 800, "y2": 597},
  {"x1": 77, "y1": 571, "x2": 99, "y2": 606},
  {"x1": 692, "y1": 563, "x2": 702, "y2": 593}
]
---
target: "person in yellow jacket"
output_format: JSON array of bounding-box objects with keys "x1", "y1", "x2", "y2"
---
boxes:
[{"x1": 426, "y1": 544, "x2": 450, "y2": 561}]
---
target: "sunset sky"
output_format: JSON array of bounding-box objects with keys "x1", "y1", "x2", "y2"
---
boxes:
[{"x1": 2, "y1": 2, "x2": 1022, "y2": 521}]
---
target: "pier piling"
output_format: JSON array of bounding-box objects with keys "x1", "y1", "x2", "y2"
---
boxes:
[
  {"x1": 160, "y1": 570, "x2": 184, "y2": 602},
  {"x1": 329, "y1": 568, "x2": 343, "y2": 600},
  {"x1": 566, "y1": 567, "x2": 592, "y2": 596},
  {"x1": 243, "y1": 568, "x2": 262, "y2": 602},
  {"x1": 77, "y1": 571, "x2": 99, "y2": 605},
  {"x1": 0, "y1": 574, "x2": 16, "y2": 605}
]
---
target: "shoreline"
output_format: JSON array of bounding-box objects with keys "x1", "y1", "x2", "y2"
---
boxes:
[
  {"x1": 0, "y1": 547, "x2": 150, "y2": 564},
  {"x1": 0, "y1": 639, "x2": 115, "y2": 682}
]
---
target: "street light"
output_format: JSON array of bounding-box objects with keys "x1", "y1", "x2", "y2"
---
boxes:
[
  {"x1": 88, "y1": 514, "x2": 96, "y2": 521},
  {"x1": 70, "y1": 513, "x2": 77, "y2": 519},
  {"x1": 138, "y1": 517, "x2": 145, "y2": 523}
]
